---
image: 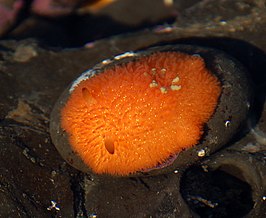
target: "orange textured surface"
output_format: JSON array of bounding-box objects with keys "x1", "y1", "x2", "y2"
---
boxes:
[{"x1": 61, "y1": 52, "x2": 221, "y2": 175}]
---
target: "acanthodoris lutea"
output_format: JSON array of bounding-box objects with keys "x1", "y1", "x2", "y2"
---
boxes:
[{"x1": 61, "y1": 52, "x2": 221, "y2": 176}]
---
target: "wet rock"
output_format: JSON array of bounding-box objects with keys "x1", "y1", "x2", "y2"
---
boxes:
[
  {"x1": 0, "y1": 0, "x2": 266, "y2": 217},
  {"x1": 84, "y1": 173, "x2": 195, "y2": 217},
  {"x1": 49, "y1": 44, "x2": 253, "y2": 177},
  {"x1": 179, "y1": 84, "x2": 266, "y2": 217}
]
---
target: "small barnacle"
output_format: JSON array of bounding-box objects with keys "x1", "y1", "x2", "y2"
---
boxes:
[
  {"x1": 224, "y1": 120, "x2": 231, "y2": 127},
  {"x1": 197, "y1": 149, "x2": 206, "y2": 157}
]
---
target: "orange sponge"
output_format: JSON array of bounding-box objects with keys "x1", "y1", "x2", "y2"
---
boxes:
[{"x1": 61, "y1": 52, "x2": 221, "y2": 176}]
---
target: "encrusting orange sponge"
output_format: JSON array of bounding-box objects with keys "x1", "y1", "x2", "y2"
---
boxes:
[{"x1": 61, "y1": 52, "x2": 221, "y2": 176}]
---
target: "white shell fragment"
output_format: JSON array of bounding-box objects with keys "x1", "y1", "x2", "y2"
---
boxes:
[
  {"x1": 114, "y1": 51, "x2": 136, "y2": 60},
  {"x1": 197, "y1": 149, "x2": 206, "y2": 157}
]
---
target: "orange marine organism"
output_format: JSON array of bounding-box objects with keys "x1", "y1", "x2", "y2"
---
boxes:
[{"x1": 61, "y1": 52, "x2": 221, "y2": 176}]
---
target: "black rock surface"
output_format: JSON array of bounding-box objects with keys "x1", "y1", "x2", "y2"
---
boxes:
[{"x1": 0, "y1": 0, "x2": 266, "y2": 217}]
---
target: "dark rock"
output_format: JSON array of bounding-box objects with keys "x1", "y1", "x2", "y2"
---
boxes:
[
  {"x1": 49, "y1": 44, "x2": 253, "y2": 176},
  {"x1": 0, "y1": 0, "x2": 266, "y2": 217}
]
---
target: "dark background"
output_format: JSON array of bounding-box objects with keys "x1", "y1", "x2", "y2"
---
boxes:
[{"x1": 0, "y1": 0, "x2": 265, "y2": 217}]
